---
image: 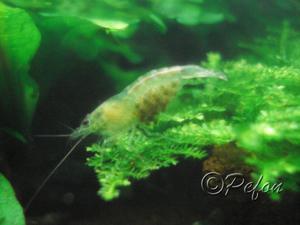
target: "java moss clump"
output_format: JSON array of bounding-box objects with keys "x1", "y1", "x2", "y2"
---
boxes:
[{"x1": 87, "y1": 53, "x2": 300, "y2": 200}]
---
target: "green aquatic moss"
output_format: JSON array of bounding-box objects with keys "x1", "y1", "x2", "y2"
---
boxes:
[
  {"x1": 88, "y1": 54, "x2": 300, "y2": 200},
  {"x1": 241, "y1": 22, "x2": 300, "y2": 67},
  {"x1": 87, "y1": 119, "x2": 233, "y2": 200},
  {"x1": 0, "y1": 173, "x2": 25, "y2": 225}
]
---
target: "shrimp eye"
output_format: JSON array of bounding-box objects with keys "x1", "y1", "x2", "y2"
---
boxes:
[{"x1": 82, "y1": 117, "x2": 89, "y2": 126}]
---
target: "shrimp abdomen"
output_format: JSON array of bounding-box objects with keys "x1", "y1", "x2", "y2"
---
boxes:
[{"x1": 125, "y1": 65, "x2": 225, "y2": 122}]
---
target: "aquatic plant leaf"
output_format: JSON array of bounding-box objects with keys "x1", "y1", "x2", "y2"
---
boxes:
[
  {"x1": 0, "y1": 128, "x2": 27, "y2": 143},
  {"x1": 87, "y1": 127, "x2": 210, "y2": 201},
  {"x1": 240, "y1": 22, "x2": 300, "y2": 68},
  {"x1": 0, "y1": 2, "x2": 41, "y2": 135},
  {"x1": 88, "y1": 18, "x2": 130, "y2": 30},
  {"x1": 152, "y1": 0, "x2": 229, "y2": 25},
  {"x1": 40, "y1": 1, "x2": 142, "y2": 32},
  {"x1": 0, "y1": 173, "x2": 25, "y2": 225},
  {"x1": 205, "y1": 55, "x2": 300, "y2": 197},
  {"x1": 1, "y1": 0, "x2": 52, "y2": 9}
]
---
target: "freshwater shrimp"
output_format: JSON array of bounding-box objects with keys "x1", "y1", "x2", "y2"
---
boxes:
[
  {"x1": 71, "y1": 65, "x2": 226, "y2": 138},
  {"x1": 25, "y1": 65, "x2": 226, "y2": 210}
]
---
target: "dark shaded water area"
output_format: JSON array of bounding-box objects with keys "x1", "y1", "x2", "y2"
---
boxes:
[{"x1": 3, "y1": 138, "x2": 300, "y2": 225}]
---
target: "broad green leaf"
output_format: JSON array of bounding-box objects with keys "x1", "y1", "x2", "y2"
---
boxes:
[
  {"x1": 88, "y1": 18, "x2": 130, "y2": 30},
  {"x1": 1, "y1": 0, "x2": 52, "y2": 9},
  {"x1": 152, "y1": 0, "x2": 226, "y2": 26},
  {"x1": 0, "y1": 2, "x2": 41, "y2": 135},
  {"x1": 0, "y1": 173, "x2": 25, "y2": 225}
]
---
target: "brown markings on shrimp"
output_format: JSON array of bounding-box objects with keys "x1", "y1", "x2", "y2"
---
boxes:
[{"x1": 134, "y1": 80, "x2": 180, "y2": 122}]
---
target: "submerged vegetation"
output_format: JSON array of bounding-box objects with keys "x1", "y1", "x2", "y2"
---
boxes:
[
  {"x1": 88, "y1": 54, "x2": 300, "y2": 200},
  {"x1": 0, "y1": 0, "x2": 300, "y2": 223}
]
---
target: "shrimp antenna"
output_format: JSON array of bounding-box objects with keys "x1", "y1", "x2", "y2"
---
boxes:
[
  {"x1": 57, "y1": 122, "x2": 75, "y2": 132},
  {"x1": 25, "y1": 136, "x2": 86, "y2": 212}
]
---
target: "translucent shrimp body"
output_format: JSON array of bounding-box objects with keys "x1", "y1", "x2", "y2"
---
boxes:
[
  {"x1": 72, "y1": 65, "x2": 226, "y2": 138},
  {"x1": 25, "y1": 66, "x2": 225, "y2": 210}
]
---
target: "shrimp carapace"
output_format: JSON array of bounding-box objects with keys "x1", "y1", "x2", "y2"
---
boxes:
[{"x1": 71, "y1": 65, "x2": 226, "y2": 138}]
